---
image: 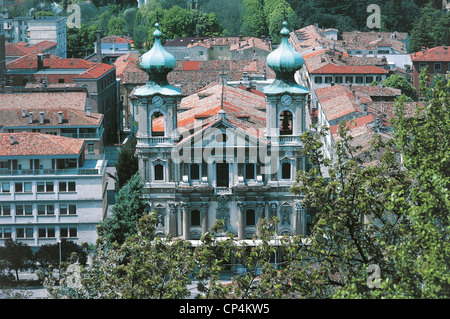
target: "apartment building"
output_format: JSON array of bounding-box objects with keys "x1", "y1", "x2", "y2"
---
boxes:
[
  {"x1": 411, "y1": 45, "x2": 450, "y2": 97},
  {"x1": 0, "y1": 90, "x2": 104, "y2": 157},
  {"x1": 5, "y1": 54, "x2": 119, "y2": 143},
  {"x1": 0, "y1": 132, "x2": 107, "y2": 249}
]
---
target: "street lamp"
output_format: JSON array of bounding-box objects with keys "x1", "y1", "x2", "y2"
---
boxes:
[{"x1": 57, "y1": 236, "x2": 62, "y2": 279}]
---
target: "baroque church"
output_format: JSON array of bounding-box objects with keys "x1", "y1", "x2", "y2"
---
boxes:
[{"x1": 133, "y1": 22, "x2": 311, "y2": 240}]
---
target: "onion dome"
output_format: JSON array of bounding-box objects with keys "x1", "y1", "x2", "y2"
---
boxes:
[
  {"x1": 135, "y1": 23, "x2": 180, "y2": 97},
  {"x1": 139, "y1": 23, "x2": 176, "y2": 75},
  {"x1": 266, "y1": 21, "x2": 304, "y2": 76},
  {"x1": 263, "y1": 21, "x2": 309, "y2": 95}
]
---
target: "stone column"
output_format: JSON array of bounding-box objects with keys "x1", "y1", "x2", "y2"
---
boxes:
[
  {"x1": 295, "y1": 202, "x2": 307, "y2": 236},
  {"x1": 168, "y1": 203, "x2": 178, "y2": 237},
  {"x1": 256, "y1": 201, "x2": 265, "y2": 237},
  {"x1": 181, "y1": 203, "x2": 190, "y2": 240},
  {"x1": 201, "y1": 201, "x2": 209, "y2": 235},
  {"x1": 237, "y1": 201, "x2": 246, "y2": 240}
]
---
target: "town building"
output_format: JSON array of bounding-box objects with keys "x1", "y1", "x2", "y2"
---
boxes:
[
  {"x1": 4, "y1": 54, "x2": 119, "y2": 143},
  {"x1": 313, "y1": 83, "x2": 420, "y2": 169},
  {"x1": 0, "y1": 90, "x2": 104, "y2": 157},
  {"x1": 0, "y1": 16, "x2": 5, "y2": 86},
  {"x1": 410, "y1": 45, "x2": 450, "y2": 97},
  {"x1": 0, "y1": 132, "x2": 107, "y2": 249},
  {"x1": 91, "y1": 35, "x2": 138, "y2": 65},
  {"x1": 27, "y1": 16, "x2": 66, "y2": 58},
  {"x1": 297, "y1": 49, "x2": 390, "y2": 114},
  {"x1": 133, "y1": 22, "x2": 310, "y2": 241},
  {"x1": 5, "y1": 40, "x2": 57, "y2": 63},
  {"x1": 164, "y1": 36, "x2": 272, "y2": 62},
  {"x1": 1, "y1": 13, "x2": 66, "y2": 58}
]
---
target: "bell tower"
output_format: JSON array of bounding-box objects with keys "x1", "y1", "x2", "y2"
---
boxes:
[
  {"x1": 263, "y1": 21, "x2": 309, "y2": 142},
  {"x1": 134, "y1": 23, "x2": 181, "y2": 184}
]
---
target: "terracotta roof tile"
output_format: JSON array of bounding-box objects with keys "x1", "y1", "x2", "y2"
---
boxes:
[
  {"x1": 0, "y1": 107, "x2": 102, "y2": 128},
  {"x1": 0, "y1": 133, "x2": 84, "y2": 157},
  {"x1": 410, "y1": 45, "x2": 450, "y2": 62},
  {"x1": 0, "y1": 91, "x2": 87, "y2": 110}
]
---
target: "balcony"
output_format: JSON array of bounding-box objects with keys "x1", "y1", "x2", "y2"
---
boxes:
[
  {"x1": 0, "y1": 156, "x2": 107, "y2": 177},
  {"x1": 138, "y1": 137, "x2": 174, "y2": 147},
  {"x1": 60, "y1": 127, "x2": 104, "y2": 140}
]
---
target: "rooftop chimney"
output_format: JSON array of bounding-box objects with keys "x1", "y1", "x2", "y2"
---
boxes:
[
  {"x1": 39, "y1": 111, "x2": 44, "y2": 124},
  {"x1": 219, "y1": 72, "x2": 227, "y2": 85},
  {"x1": 10, "y1": 135, "x2": 14, "y2": 145},
  {"x1": 29, "y1": 112, "x2": 33, "y2": 124},
  {"x1": 22, "y1": 109, "x2": 26, "y2": 117},
  {"x1": 58, "y1": 111, "x2": 63, "y2": 124},
  {"x1": 37, "y1": 54, "x2": 44, "y2": 71},
  {"x1": 87, "y1": 107, "x2": 91, "y2": 117}
]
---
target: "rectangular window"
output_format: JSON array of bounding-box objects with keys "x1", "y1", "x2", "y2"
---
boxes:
[
  {"x1": 60, "y1": 227, "x2": 77, "y2": 238},
  {"x1": 1, "y1": 205, "x2": 11, "y2": 216},
  {"x1": 1, "y1": 182, "x2": 10, "y2": 193},
  {"x1": 335, "y1": 76, "x2": 343, "y2": 83},
  {"x1": 17, "y1": 227, "x2": 33, "y2": 238},
  {"x1": 246, "y1": 210, "x2": 256, "y2": 226},
  {"x1": 419, "y1": 63, "x2": 427, "y2": 70},
  {"x1": 60, "y1": 204, "x2": 76, "y2": 215},
  {"x1": 345, "y1": 76, "x2": 354, "y2": 83},
  {"x1": 59, "y1": 181, "x2": 76, "y2": 192},
  {"x1": 38, "y1": 204, "x2": 54, "y2": 215},
  {"x1": 314, "y1": 76, "x2": 323, "y2": 84},
  {"x1": 190, "y1": 164, "x2": 200, "y2": 180},
  {"x1": 245, "y1": 163, "x2": 255, "y2": 180},
  {"x1": 325, "y1": 76, "x2": 333, "y2": 83},
  {"x1": 16, "y1": 205, "x2": 24, "y2": 216},
  {"x1": 434, "y1": 63, "x2": 442, "y2": 72},
  {"x1": 356, "y1": 76, "x2": 364, "y2": 84},
  {"x1": 88, "y1": 143, "x2": 95, "y2": 153},
  {"x1": 38, "y1": 227, "x2": 55, "y2": 238},
  {"x1": 366, "y1": 76, "x2": 374, "y2": 84},
  {"x1": 15, "y1": 182, "x2": 32, "y2": 193}
]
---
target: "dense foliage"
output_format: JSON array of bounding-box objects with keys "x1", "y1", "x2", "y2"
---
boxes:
[
  {"x1": 42, "y1": 71, "x2": 450, "y2": 300},
  {"x1": 4, "y1": 0, "x2": 448, "y2": 57}
]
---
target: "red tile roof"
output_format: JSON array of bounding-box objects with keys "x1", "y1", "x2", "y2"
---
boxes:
[
  {"x1": 0, "y1": 91, "x2": 88, "y2": 110},
  {"x1": 73, "y1": 63, "x2": 115, "y2": 79},
  {"x1": 410, "y1": 45, "x2": 450, "y2": 62},
  {"x1": 315, "y1": 85, "x2": 370, "y2": 121},
  {"x1": 101, "y1": 35, "x2": 133, "y2": 44},
  {"x1": 6, "y1": 54, "x2": 115, "y2": 79},
  {"x1": 0, "y1": 133, "x2": 84, "y2": 157},
  {"x1": 0, "y1": 107, "x2": 102, "y2": 128},
  {"x1": 152, "y1": 84, "x2": 267, "y2": 141}
]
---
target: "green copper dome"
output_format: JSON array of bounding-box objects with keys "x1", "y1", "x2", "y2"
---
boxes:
[
  {"x1": 263, "y1": 21, "x2": 308, "y2": 96},
  {"x1": 266, "y1": 21, "x2": 304, "y2": 75},
  {"x1": 139, "y1": 23, "x2": 176, "y2": 74},
  {"x1": 135, "y1": 23, "x2": 181, "y2": 97}
]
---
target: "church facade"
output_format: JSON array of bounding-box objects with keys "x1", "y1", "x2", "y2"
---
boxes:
[{"x1": 134, "y1": 22, "x2": 311, "y2": 240}]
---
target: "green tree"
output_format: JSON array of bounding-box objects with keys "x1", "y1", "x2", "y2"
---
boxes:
[
  {"x1": 382, "y1": 74, "x2": 419, "y2": 101},
  {"x1": 265, "y1": 0, "x2": 298, "y2": 43},
  {"x1": 409, "y1": 1, "x2": 440, "y2": 52},
  {"x1": 107, "y1": 15, "x2": 127, "y2": 36},
  {"x1": 203, "y1": 0, "x2": 243, "y2": 36},
  {"x1": 99, "y1": 172, "x2": 148, "y2": 245},
  {"x1": 0, "y1": 239, "x2": 35, "y2": 282},
  {"x1": 240, "y1": 0, "x2": 268, "y2": 37},
  {"x1": 113, "y1": 137, "x2": 138, "y2": 188}
]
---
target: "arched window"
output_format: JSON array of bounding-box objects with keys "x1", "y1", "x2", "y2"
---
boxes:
[
  {"x1": 151, "y1": 111, "x2": 164, "y2": 137},
  {"x1": 246, "y1": 209, "x2": 256, "y2": 226},
  {"x1": 191, "y1": 210, "x2": 201, "y2": 226},
  {"x1": 282, "y1": 162, "x2": 291, "y2": 180},
  {"x1": 279, "y1": 110, "x2": 293, "y2": 135},
  {"x1": 154, "y1": 164, "x2": 164, "y2": 181}
]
